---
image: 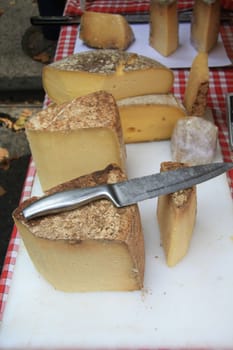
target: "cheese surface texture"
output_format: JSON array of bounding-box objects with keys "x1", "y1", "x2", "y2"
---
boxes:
[
  {"x1": 184, "y1": 52, "x2": 209, "y2": 116},
  {"x1": 157, "y1": 162, "x2": 197, "y2": 267},
  {"x1": 42, "y1": 50, "x2": 174, "y2": 104},
  {"x1": 117, "y1": 94, "x2": 186, "y2": 143},
  {"x1": 79, "y1": 11, "x2": 134, "y2": 50},
  {"x1": 26, "y1": 91, "x2": 126, "y2": 191},
  {"x1": 13, "y1": 165, "x2": 145, "y2": 292},
  {"x1": 191, "y1": 0, "x2": 220, "y2": 52},
  {"x1": 149, "y1": 0, "x2": 178, "y2": 56},
  {"x1": 171, "y1": 116, "x2": 218, "y2": 165}
]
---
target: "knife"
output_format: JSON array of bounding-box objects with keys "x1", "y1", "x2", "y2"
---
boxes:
[
  {"x1": 30, "y1": 10, "x2": 233, "y2": 26},
  {"x1": 23, "y1": 162, "x2": 233, "y2": 220}
]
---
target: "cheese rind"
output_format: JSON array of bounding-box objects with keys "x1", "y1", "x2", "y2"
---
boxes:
[
  {"x1": 171, "y1": 116, "x2": 218, "y2": 165},
  {"x1": 13, "y1": 164, "x2": 145, "y2": 292},
  {"x1": 117, "y1": 94, "x2": 186, "y2": 143},
  {"x1": 157, "y1": 162, "x2": 197, "y2": 267},
  {"x1": 42, "y1": 50, "x2": 174, "y2": 104},
  {"x1": 149, "y1": 0, "x2": 179, "y2": 57},
  {"x1": 26, "y1": 91, "x2": 126, "y2": 191},
  {"x1": 191, "y1": 0, "x2": 220, "y2": 53},
  {"x1": 184, "y1": 52, "x2": 209, "y2": 116},
  {"x1": 79, "y1": 11, "x2": 135, "y2": 50}
]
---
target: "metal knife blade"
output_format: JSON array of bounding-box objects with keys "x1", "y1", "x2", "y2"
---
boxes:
[{"x1": 22, "y1": 162, "x2": 233, "y2": 220}]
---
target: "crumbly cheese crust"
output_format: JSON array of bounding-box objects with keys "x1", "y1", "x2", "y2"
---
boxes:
[
  {"x1": 49, "y1": 50, "x2": 167, "y2": 74},
  {"x1": 14, "y1": 164, "x2": 139, "y2": 241},
  {"x1": 26, "y1": 91, "x2": 121, "y2": 132},
  {"x1": 160, "y1": 161, "x2": 195, "y2": 208}
]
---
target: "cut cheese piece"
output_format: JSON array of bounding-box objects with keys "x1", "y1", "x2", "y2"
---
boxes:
[
  {"x1": 157, "y1": 161, "x2": 197, "y2": 267},
  {"x1": 191, "y1": 0, "x2": 220, "y2": 53},
  {"x1": 25, "y1": 91, "x2": 126, "y2": 191},
  {"x1": 13, "y1": 164, "x2": 145, "y2": 292},
  {"x1": 79, "y1": 11, "x2": 134, "y2": 50},
  {"x1": 149, "y1": 0, "x2": 179, "y2": 57},
  {"x1": 171, "y1": 116, "x2": 218, "y2": 165},
  {"x1": 117, "y1": 94, "x2": 186, "y2": 143},
  {"x1": 184, "y1": 52, "x2": 209, "y2": 116},
  {"x1": 42, "y1": 50, "x2": 174, "y2": 104}
]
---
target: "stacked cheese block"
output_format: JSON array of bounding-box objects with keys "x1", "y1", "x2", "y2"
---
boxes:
[{"x1": 43, "y1": 49, "x2": 186, "y2": 143}]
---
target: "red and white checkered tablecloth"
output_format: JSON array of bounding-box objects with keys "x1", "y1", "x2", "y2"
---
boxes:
[{"x1": 0, "y1": 0, "x2": 233, "y2": 321}]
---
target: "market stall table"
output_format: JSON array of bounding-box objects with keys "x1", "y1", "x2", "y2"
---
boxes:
[{"x1": 0, "y1": 1, "x2": 233, "y2": 348}]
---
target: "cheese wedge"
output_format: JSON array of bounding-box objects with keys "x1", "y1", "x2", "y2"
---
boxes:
[
  {"x1": 79, "y1": 11, "x2": 135, "y2": 50},
  {"x1": 25, "y1": 91, "x2": 126, "y2": 191},
  {"x1": 157, "y1": 162, "x2": 197, "y2": 267},
  {"x1": 171, "y1": 116, "x2": 218, "y2": 165},
  {"x1": 117, "y1": 94, "x2": 186, "y2": 143},
  {"x1": 42, "y1": 50, "x2": 174, "y2": 104},
  {"x1": 191, "y1": 0, "x2": 220, "y2": 53},
  {"x1": 13, "y1": 164, "x2": 145, "y2": 292},
  {"x1": 184, "y1": 52, "x2": 209, "y2": 116},
  {"x1": 149, "y1": 0, "x2": 179, "y2": 57}
]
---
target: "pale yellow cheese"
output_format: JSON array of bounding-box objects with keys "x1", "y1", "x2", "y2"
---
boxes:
[
  {"x1": 184, "y1": 52, "x2": 209, "y2": 116},
  {"x1": 117, "y1": 94, "x2": 186, "y2": 143},
  {"x1": 191, "y1": 0, "x2": 220, "y2": 53},
  {"x1": 79, "y1": 11, "x2": 134, "y2": 50},
  {"x1": 26, "y1": 91, "x2": 126, "y2": 191},
  {"x1": 13, "y1": 164, "x2": 145, "y2": 292},
  {"x1": 157, "y1": 162, "x2": 197, "y2": 267},
  {"x1": 149, "y1": 0, "x2": 179, "y2": 57},
  {"x1": 42, "y1": 50, "x2": 174, "y2": 104}
]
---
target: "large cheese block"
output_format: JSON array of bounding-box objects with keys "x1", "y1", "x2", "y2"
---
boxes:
[
  {"x1": 117, "y1": 94, "x2": 186, "y2": 143},
  {"x1": 42, "y1": 50, "x2": 174, "y2": 104},
  {"x1": 13, "y1": 164, "x2": 145, "y2": 292},
  {"x1": 149, "y1": 0, "x2": 179, "y2": 57},
  {"x1": 184, "y1": 52, "x2": 209, "y2": 116},
  {"x1": 191, "y1": 0, "x2": 220, "y2": 53},
  {"x1": 157, "y1": 162, "x2": 197, "y2": 267},
  {"x1": 25, "y1": 91, "x2": 126, "y2": 191},
  {"x1": 79, "y1": 11, "x2": 135, "y2": 50}
]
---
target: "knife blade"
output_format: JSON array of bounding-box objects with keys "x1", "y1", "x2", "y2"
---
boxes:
[
  {"x1": 22, "y1": 162, "x2": 233, "y2": 220},
  {"x1": 30, "y1": 10, "x2": 233, "y2": 26}
]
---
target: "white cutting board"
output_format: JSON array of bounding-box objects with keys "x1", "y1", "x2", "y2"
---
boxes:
[{"x1": 1, "y1": 139, "x2": 233, "y2": 349}]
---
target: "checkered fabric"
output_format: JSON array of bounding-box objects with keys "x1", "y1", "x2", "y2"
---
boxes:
[{"x1": 0, "y1": 0, "x2": 233, "y2": 321}]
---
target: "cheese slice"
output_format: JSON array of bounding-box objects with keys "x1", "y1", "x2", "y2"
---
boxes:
[
  {"x1": 79, "y1": 11, "x2": 135, "y2": 50},
  {"x1": 149, "y1": 0, "x2": 179, "y2": 57},
  {"x1": 117, "y1": 94, "x2": 186, "y2": 143},
  {"x1": 42, "y1": 50, "x2": 174, "y2": 104},
  {"x1": 13, "y1": 164, "x2": 145, "y2": 292},
  {"x1": 25, "y1": 91, "x2": 126, "y2": 191},
  {"x1": 183, "y1": 52, "x2": 209, "y2": 116},
  {"x1": 191, "y1": 0, "x2": 221, "y2": 53},
  {"x1": 157, "y1": 162, "x2": 197, "y2": 267}
]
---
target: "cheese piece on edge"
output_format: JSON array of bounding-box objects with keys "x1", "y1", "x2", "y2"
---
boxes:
[
  {"x1": 191, "y1": 0, "x2": 220, "y2": 53},
  {"x1": 79, "y1": 11, "x2": 135, "y2": 50},
  {"x1": 13, "y1": 164, "x2": 145, "y2": 292},
  {"x1": 42, "y1": 50, "x2": 174, "y2": 104},
  {"x1": 25, "y1": 91, "x2": 126, "y2": 191},
  {"x1": 157, "y1": 162, "x2": 197, "y2": 267},
  {"x1": 117, "y1": 94, "x2": 186, "y2": 143},
  {"x1": 183, "y1": 52, "x2": 209, "y2": 116},
  {"x1": 149, "y1": 0, "x2": 179, "y2": 57}
]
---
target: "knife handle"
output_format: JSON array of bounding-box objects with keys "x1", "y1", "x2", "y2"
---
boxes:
[
  {"x1": 22, "y1": 184, "x2": 119, "y2": 220},
  {"x1": 30, "y1": 15, "x2": 81, "y2": 26},
  {"x1": 226, "y1": 93, "x2": 233, "y2": 151}
]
